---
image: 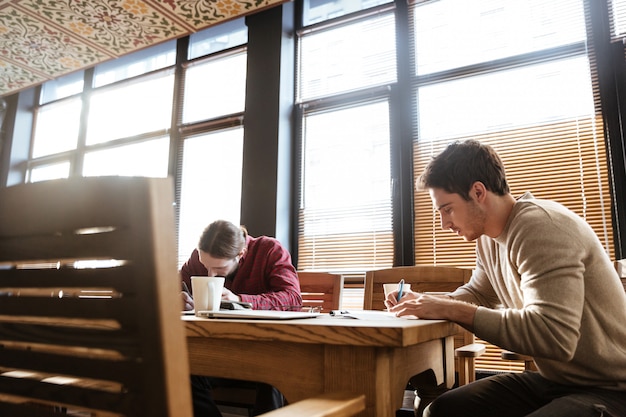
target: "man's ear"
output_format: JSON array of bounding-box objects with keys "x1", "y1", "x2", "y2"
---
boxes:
[{"x1": 471, "y1": 181, "x2": 487, "y2": 202}]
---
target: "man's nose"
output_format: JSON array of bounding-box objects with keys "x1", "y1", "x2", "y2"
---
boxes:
[{"x1": 207, "y1": 270, "x2": 218, "y2": 277}]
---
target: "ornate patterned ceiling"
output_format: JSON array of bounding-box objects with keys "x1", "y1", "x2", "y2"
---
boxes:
[{"x1": 0, "y1": 0, "x2": 285, "y2": 98}]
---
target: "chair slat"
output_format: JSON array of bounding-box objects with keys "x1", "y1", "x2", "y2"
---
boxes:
[
  {"x1": 0, "y1": 376, "x2": 130, "y2": 414},
  {"x1": 0, "y1": 265, "x2": 138, "y2": 293},
  {"x1": 0, "y1": 296, "x2": 135, "y2": 322},
  {"x1": 1, "y1": 348, "x2": 140, "y2": 383}
]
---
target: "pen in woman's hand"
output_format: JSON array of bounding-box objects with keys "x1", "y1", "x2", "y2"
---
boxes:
[
  {"x1": 396, "y1": 279, "x2": 405, "y2": 302},
  {"x1": 182, "y1": 281, "x2": 191, "y2": 295}
]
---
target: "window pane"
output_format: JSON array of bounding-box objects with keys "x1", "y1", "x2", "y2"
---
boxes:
[
  {"x1": 298, "y1": 101, "x2": 393, "y2": 272},
  {"x1": 412, "y1": 0, "x2": 586, "y2": 75},
  {"x1": 82, "y1": 137, "x2": 170, "y2": 177},
  {"x1": 188, "y1": 19, "x2": 247, "y2": 59},
  {"x1": 93, "y1": 40, "x2": 176, "y2": 87},
  {"x1": 29, "y1": 162, "x2": 70, "y2": 183},
  {"x1": 86, "y1": 73, "x2": 174, "y2": 145},
  {"x1": 302, "y1": 0, "x2": 392, "y2": 25},
  {"x1": 32, "y1": 98, "x2": 82, "y2": 158},
  {"x1": 182, "y1": 52, "x2": 247, "y2": 123},
  {"x1": 303, "y1": 102, "x2": 391, "y2": 216},
  {"x1": 298, "y1": 13, "x2": 396, "y2": 101},
  {"x1": 417, "y1": 56, "x2": 593, "y2": 141},
  {"x1": 178, "y1": 128, "x2": 244, "y2": 267},
  {"x1": 611, "y1": 0, "x2": 626, "y2": 39},
  {"x1": 40, "y1": 71, "x2": 84, "y2": 103}
]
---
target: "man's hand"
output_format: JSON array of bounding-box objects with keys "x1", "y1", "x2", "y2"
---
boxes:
[
  {"x1": 389, "y1": 294, "x2": 478, "y2": 331},
  {"x1": 384, "y1": 289, "x2": 420, "y2": 310},
  {"x1": 182, "y1": 291, "x2": 194, "y2": 311}
]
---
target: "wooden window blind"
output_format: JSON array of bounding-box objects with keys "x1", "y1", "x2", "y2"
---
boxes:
[
  {"x1": 296, "y1": 9, "x2": 397, "y2": 279},
  {"x1": 297, "y1": 101, "x2": 395, "y2": 278},
  {"x1": 414, "y1": 119, "x2": 614, "y2": 267}
]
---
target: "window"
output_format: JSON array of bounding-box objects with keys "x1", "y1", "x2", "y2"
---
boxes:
[
  {"x1": 86, "y1": 73, "x2": 175, "y2": 145},
  {"x1": 31, "y1": 97, "x2": 82, "y2": 159},
  {"x1": 26, "y1": 41, "x2": 177, "y2": 183},
  {"x1": 176, "y1": 22, "x2": 248, "y2": 267},
  {"x1": 177, "y1": 128, "x2": 244, "y2": 266},
  {"x1": 296, "y1": 5, "x2": 396, "y2": 279},
  {"x1": 93, "y1": 40, "x2": 176, "y2": 87},
  {"x1": 82, "y1": 137, "x2": 170, "y2": 177},
  {"x1": 302, "y1": 0, "x2": 392, "y2": 25},
  {"x1": 182, "y1": 51, "x2": 247, "y2": 124}
]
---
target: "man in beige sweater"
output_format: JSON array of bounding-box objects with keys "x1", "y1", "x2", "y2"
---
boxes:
[{"x1": 387, "y1": 140, "x2": 626, "y2": 417}]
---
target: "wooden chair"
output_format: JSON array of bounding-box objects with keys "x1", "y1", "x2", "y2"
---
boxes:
[
  {"x1": 298, "y1": 271, "x2": 344, "y2": 312},
  {"x1": 0, "y1": 177, "x2": 192, "y2": 417},
  {"x1": 364, "y1": 265, "x2": 485, "y2": 386}
]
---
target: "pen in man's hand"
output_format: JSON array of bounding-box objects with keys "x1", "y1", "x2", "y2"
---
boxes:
[{"x1": 396, "y1": 279, "x2": 405, "y2": 302}]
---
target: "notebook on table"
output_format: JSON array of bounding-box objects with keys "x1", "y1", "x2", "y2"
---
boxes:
[{"x1": 196, "y1": 309, "x2": 321, "y2": 320}]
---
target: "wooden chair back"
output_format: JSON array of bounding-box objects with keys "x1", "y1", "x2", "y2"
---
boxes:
[
  {"x1": 0, "y1": 177, "x2": 192, "y2": 417},
  {"x1": 363, "y1": 265, "x2": 482, "y2": 385},
  {"x1": 298, "y1": 271, "x2": 344, "y2": 312},
  {"x1": 364, "y1": 265, "x2": 472, "y2": 310}
]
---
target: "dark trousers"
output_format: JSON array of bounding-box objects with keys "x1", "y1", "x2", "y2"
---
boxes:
[
  {"x1": 423, "y1": 371, "x2": 626, "y2": 417},
  {"x1": 191, "y1": 375, "x2": 284, "y2": 417}
]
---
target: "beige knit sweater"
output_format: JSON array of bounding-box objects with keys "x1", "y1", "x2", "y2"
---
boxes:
[{"x1": 450, "y1": 192, "x2": 626, "y2": 390}]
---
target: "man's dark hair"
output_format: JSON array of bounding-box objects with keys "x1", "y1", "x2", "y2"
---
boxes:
[{"x1": 416, "y1": 139, "x2": 510, "y2": 200}]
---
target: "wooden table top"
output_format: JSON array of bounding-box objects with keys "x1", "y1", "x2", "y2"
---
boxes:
[{"x1": 183, "y1": 313, "x2": 459, "y2": 347}]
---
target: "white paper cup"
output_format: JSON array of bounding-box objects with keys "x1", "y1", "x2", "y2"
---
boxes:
[
  {"x1": 191, "y1": 276, "x2": 225, "y2": 315},
  {"x1": 383, "y1": 282, "x2": 411, "y2": 299}
]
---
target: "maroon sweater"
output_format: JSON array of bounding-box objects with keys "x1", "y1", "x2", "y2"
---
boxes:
[{"x1": 180, "y1": 235, "x2": 301, "y2": 310}]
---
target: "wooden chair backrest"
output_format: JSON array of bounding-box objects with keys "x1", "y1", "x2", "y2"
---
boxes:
[
  {"x1": 363, "y1": 265, "x2": 472, "y2": 310},
  {"x1": 0, "y1": 177, "x2": 192, "y2": 417},
  {"x1": 298, "y1": 271, "x2": 344, "y2": 312}
]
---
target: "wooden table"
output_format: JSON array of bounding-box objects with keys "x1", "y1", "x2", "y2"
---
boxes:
[{"x1": 183, "y1": 314, "x2": 458, "y2": 417}]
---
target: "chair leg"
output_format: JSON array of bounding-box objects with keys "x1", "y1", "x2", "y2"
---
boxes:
[{"x1": 456, "y1": 357, "x2": 470, "y2": 386}]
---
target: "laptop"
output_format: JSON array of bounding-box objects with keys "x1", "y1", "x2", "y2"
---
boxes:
[{"x1": 196, "y1": 309, "x2": 321, "y2": 320}]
